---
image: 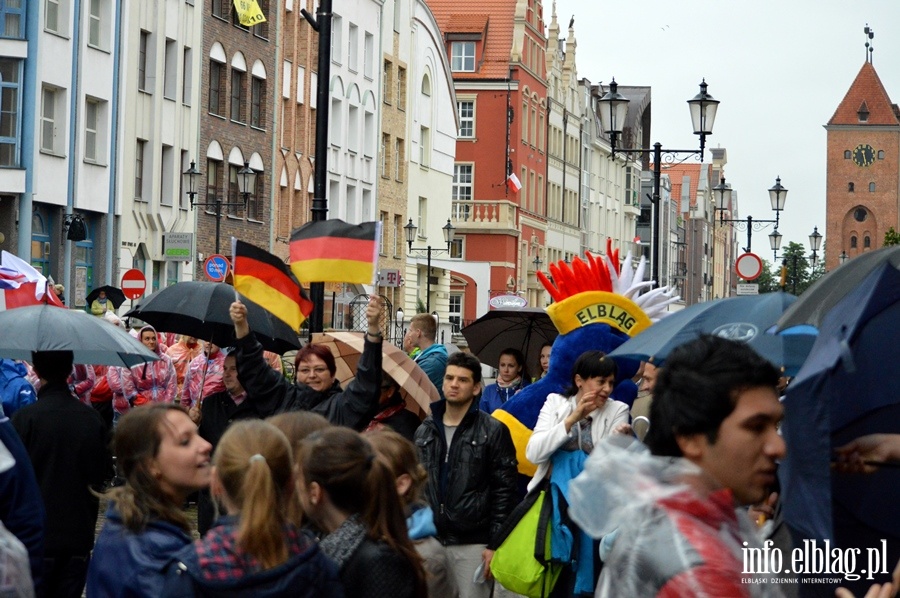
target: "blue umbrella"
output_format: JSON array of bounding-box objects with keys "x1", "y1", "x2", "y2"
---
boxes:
[
  {"x1": 608, "y1": 292, "x2": 814, "y2": 376},
  {"x1": 780, "y1": 263, "x2": 900, "y2": 590}
]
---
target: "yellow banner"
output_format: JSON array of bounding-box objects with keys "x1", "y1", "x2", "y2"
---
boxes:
[{"x1": 233, "y1": 0, "x2": 267, "y2": 26}]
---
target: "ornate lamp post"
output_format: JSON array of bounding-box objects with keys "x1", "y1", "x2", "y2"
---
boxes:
[
  {"x1": 599, "y1": 79, "x2": 720, "y2": 285},
  {"x1": 717, "y1": 176, "x2": 787, "y2": 254},
  {"x1": 183, "y1": 160, "x2": 257, "y2": 255},
  {"x1": 405, "y1": 219, "x2": 455, "y2": 312}
]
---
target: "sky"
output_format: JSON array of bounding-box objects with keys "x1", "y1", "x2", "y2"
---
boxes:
[{"x1": 554, "y1": 0, "x2": 900, "y2": 265}]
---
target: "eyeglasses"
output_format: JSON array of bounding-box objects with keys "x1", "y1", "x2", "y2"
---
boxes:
[{"x1": 297, "y1": 367, "x2": 329, "y2": 376}]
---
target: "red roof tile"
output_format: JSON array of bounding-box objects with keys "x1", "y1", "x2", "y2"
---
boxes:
[
  {"x1": 427, "y1": 0, "x2": 517, "y2": 80},
  {"x1": 828, "y1": 62, "x2": 900, "y2": 126},
  {"x1": 445, "y1": 14, "x2": 489, "y2": 33},
  {"x1": 653, "y1": 162, "x2": 703, "y2": 213}
]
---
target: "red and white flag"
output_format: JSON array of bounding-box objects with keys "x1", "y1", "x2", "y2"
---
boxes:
[
  {"x1": 506, "y1": 173, "x2": 522, "y2": 194},
  {"x1": 0, "y1": 250, "x2": 64, "y2": 309}
]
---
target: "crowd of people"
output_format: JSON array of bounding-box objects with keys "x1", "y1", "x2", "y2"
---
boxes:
[{"x1": 0, "y1": 290, "x2": 897, "y2": 598}]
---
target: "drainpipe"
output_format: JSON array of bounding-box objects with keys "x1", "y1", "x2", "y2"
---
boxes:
[
  {"x1": 63, "y1": 0, "x2": 85, "y2": 305},
  {"x1": 17, "y1": 0, "x2": 40, "y2": 260},
  {"x1": 105, "y1": 1, "x2": 123, "y2": 284}
]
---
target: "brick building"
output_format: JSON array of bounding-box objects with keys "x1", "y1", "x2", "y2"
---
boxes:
[{"x1": 825, "y1": 59, "x2": 900, "y2": 271}]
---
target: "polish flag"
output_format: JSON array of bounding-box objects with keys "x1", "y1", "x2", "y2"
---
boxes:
[{"x1": 506, "y1": 173, "x2": 522, "y2": 194}]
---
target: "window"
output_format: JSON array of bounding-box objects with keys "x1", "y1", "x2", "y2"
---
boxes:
[
  {"x1": 363, "y1": 32, "x2": 374, "y2": 79},
  {"x1": 296, "y1": 66, "x2": 305, "y2": 103},
  {"x1": 869, "y1": 182, "x2": 876, "y2": 192},
  {"x1": 850, "y1": 236, "x2": 857, "y2": 249},
  {"x1": 393, "y1": 215, "x2": 402, "y2": 257},
  {"x1": 1, "y1": 0, "x2": 24, "y2": 38},
  {"x1": 381, "y1": 133, "x2": 390, "y2": 178},
  {"x1": 45, "y1": 0, "x2": 62, "y2": 33},
  {"x1": 206, "y1": 159, "x2": 222, "y2": 204},
  {"x1": 449, "y1": 294, "x2": 462, "y2": 333},
  {"x1": 394, "y1": 138, "x2": 404, "y2": 181},
  {"x1": 419, "y1": 126, "x2": 430, "y2": 167},
  {"x1": 227, "y1": 164, "x2": 240, "y2": 216},
  {"x1": 84, "y1": 98, "x2": 100, "y2": 162},
  {"x1": 209, "y1": 60, "x2": 225, "y2": 115},
  {"x1": 452, "y1": 164, "x2": 473, "y2": 200},
  {"x1": 854, "y1": 208, "x2": 867, "y2": 222},
  {"x1": 163, "y1": 39, "x2": 177, "y2": 99},
  {"x1": 230, "y1": 69, "x2": 245, "y2": 123},
  {"x1": 182, "y1": 47, "x2": 193, "y2": 105},
  {"x1": 449, "y1": 238, "x2": 463, "y2": 259},
  {"x1": 231, "y1": 4, "x2": 249, "y2": 30},
  {"x1": 417, "y1": 197, "x2": 427, "y2": 233},
  {"x1": 348, "y1": 24, "x2": 358, "y2": 72},
  {"x1": 134, "y1": 139, "x2": 146, "y2": 200},
  {"x1": 282, "y1": 61, "x2": 291, "y2": 98},
  {"x1": 864, "y1": 235, "x2": 871, "y2": 248},
  {"x1": 364, "y1": 109, "x2": 374, "y2": 157},
  {"x1": 848, "y1": 182, "x2": 854, "y2": 192},
  {"x1": 247, "y1": 170, "x2": 262, "y2": 220},
  {"x1": 396, "y1": 66, "x2": 406, "y2": 109},
  {"x1": 383, "y1": 60, "x2": 392, "y2": 104},
  {"x1": 88, "y1": 0, "x2": 102, "y2": 47},
  {"x1": 0, "y1": 59, "x2": 20, "y2": 166},
  {"x1": 878, "y1": 150, "x2": 885, "y2": 160},
  {"x1": 160, "y1": 145, "x2": 174, "y2": 206},
  {"x1": 212, "y1": 0, "x2": 227, "y2": 19},
  {"x1": 521, "y1": 102, "x2": 528, "y2": 143},
  {"x1": 421, "y1": 73, "x2": 431, "y2": 96},
  {"x1": 457, "y1": 100, "x2": 474, "y2": 138},
  {"x1": 331, "y1": 14, "x2": 342, "y2": 64},
  {"x1": 309, "y1": 72, "x2": 317, "y2": 108},
  {"x1": 347, "y1": 104, "x2": 359, "y2": 152},
  {"x1": 250, "y1": 77, "x2": 265, "y2": 128},
  {"x1": 253, "y1": 0, "x2": 269, "y2": 39},
  {"x1": 379, "y1": 211, "x2": 388, "y2": 255},
  {"x1": 450, "y1": 41, "x2": 475, "y2": 72},
  {"x1": 844, "y1": 150, "x2": 851, "y2": 159},
  {"x1": 138, "y1": 31, "x2": 150, "y2": 92},
  {"x1": 41, "y1": 86, "x2": 63, "y2": 154}
]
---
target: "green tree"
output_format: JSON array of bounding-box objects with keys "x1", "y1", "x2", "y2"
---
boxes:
[
  {"x1": 778, "y1": 241, "x2": 819, "y2": 295},
  {"x1": 755, "y1": 259, "x2": 781, "y2": 293},
  {"x1": 885, "y1": 227, "x2": 900, "y2": 247}
]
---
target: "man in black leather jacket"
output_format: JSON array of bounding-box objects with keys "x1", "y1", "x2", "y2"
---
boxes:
[{"x1": 415, "y1": 351, "x2": 518, "y2": 598}]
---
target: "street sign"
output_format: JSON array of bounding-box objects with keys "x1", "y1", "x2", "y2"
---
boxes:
[
  {"x1": 121, "y1": 269, "x2": 147, "y2": 300},
  {"x1": 204, "y1": 254, "x2": 231, "y2": 282},
  {"x1": 736, "y1": 283, "x2": 759, "y2": 296},
  {"x1": 735, "y1": 252, "x2": 763, "y2": 281},
  {"x1": 163, "y1": 232, "x2": 193, "y2": 261}
]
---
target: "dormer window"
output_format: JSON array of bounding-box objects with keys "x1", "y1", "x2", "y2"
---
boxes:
[
  {"x1": 451, "y1": 42, "x2": 475, "y2": 72},
  {"x1": 858, "y1": 101, "x2": 869, "y2": 122}
]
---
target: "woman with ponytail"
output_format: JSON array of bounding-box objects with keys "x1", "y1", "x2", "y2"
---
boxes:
[
  {"x1": 296, "y1": 427, "x2": 427, "y2": 598},
  {"x1": 163, "y1": 419, "x2": 342, "y2": 597},
  {"x1": 87, "y1": 404, "x2": 212, "y2": 597}
]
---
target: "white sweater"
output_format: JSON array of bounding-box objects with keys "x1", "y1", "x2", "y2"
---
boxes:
[{"x1": 525, "y1": 392, "x2": 630, "y2": 493}]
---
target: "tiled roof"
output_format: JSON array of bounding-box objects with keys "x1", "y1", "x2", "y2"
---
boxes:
[
  {"x1": 654, "y1": 162, "x2": 703, "y2": 213},
  {"x1": 445, "y1": 14, "x2": 489, "y2": 33},
  {"x1": 828, "y1": 62, "x2": 900, "y2": 126},
  {"x1": 427, "y1": 0, "x2": 516, "y2": 80}
]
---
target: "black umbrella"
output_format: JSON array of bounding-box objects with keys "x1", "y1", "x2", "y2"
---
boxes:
[
  {"x1": 461, "y1": 308, "x2": 558, "y2": 368},
  {"x1": 125, "y1": 281, "x2": 301, "y2": 354},
  {"x1": 85, "y1": 285, "x2": 127, "y2": 310},
  {"x1": 0, "y1": 304, "x2": 159, "y2": 367},
  {"x1": 777, "y1": 245, "x2": 900, "y2": 331}
]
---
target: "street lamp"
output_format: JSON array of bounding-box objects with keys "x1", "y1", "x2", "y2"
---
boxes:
[
  {"x1": 395, "y1": 307, "x2": 405, "y2": 348},
  {"x1": 839, "y1": 250, "x2": 849, "y2": 265},
  {"x1": 599, "y1": 78, "x2": 719, "y2": 285},
  {"x1": 183, "y1": 160, "x2": 257, "y2": 255},
  {"x1": 716, "y1": 176, "x2": 787, "y2": 253},
  {"x1": 532, "y1": 255, "x2": 543, "y2": 271},
  {"x1": 405, "y1": 218, "x2": 455, "y2": 312},
  {"x1": 809, "y1": 226, "x2": 823, "y2": 267},
  {"x1": 769, "y1": 229, "x2": 783, "y2": 261},
  {"x1": 780, "y1": 225, "x2": 822, "y2": 294}
]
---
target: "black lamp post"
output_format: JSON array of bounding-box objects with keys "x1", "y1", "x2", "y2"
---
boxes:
[
  {"x1": 405, "y1": 218, "x2": 454, "y2": 312},
  {"x1": 716, "y1": 176, "x2": 787, "y2": 253},
  {"x1": 839, "y1": 250, "x2": 849, "y2": 265},
  {"x1": 599, "y1": 79, "x2": 720, "y2": 285},
  {"x1": 780, "y1": 226, "x2": 822, "y2": 294},
  {"x1": 183, "y1": 160, "x2": 257, "y2": 255}
]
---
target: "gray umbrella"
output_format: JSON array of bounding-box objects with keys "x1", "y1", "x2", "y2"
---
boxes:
[{"x1": 0, "y1": 304, "x2": 159, "y2": 367}]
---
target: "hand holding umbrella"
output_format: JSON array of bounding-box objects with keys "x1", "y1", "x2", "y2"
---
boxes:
[{"x1": 834, "y1": 434, "x2": 900, "y2": 473}]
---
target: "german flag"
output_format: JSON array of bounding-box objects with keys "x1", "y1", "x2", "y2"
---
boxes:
[
  {"x1": 290, "y1": 219, "x2": 380, "y2": 285},
  {"x1": 232, "y1": 239, "x2": 314, "y2": 331}
]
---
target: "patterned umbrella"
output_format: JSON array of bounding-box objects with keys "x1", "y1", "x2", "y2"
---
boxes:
[{"x1": 312, "y1": 331, "x2": 436, "y2": 419}]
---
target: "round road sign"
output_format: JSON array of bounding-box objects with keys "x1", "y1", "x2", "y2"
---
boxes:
[
  {"x1": 204, "y1": 254, "x2": 231, "y2": 282},
  {"x1": 735, "y1": 252, "x2": 763, "y2": 281},
  {"x1": 121, "y1": 269, "x2": 147, "y2": 300}
]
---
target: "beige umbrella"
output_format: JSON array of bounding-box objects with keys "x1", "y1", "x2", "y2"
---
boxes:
[{"x1": 312, "y1": 331, "x2": 437, "y2": 419}]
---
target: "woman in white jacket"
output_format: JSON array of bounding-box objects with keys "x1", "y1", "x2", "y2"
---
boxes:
[{"x1": 525, "y1": 350, "x2": 631, "y2": 494}]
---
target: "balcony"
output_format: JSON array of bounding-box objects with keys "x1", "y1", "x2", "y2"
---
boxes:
[{"x1": 451, "y1": 200, "x2": 518, "y2": 234}]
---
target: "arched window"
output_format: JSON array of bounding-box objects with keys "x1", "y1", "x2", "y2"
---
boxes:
[
  {"x1": 844, "y1": 150, "x2": 851, "y2": 159},
  {"x1": 869, "y1": 182, "x2": 876, "y2": 192},
  {"x1": 878, "y1": 150, "x2": 885, "y2": 160},
  {"x1": 864, "y1": 236, "x2": 871, "y2": 248},
  {"x1": 850, "y1": 236, "x2": 858, "y2": 249},
  {"x1": 848, "y1": 182, "x2": 854, "y2": 192},
  {"x1": 421, "y1": 73, "x2": 431, "y2": 96}
]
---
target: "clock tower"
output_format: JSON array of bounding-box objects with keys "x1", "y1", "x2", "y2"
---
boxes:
[{"x1": 824, "y1": 58, "x2": 900, "y2": 270}]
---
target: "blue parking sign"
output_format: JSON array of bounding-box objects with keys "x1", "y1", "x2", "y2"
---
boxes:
[{"x1": 204, "y1": 254, "x2": 231, "y2": 282}]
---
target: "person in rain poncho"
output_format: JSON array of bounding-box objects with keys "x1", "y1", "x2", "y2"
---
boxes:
[{"x1": 108, "y1": 325, "x2": 177, "y2": 415}]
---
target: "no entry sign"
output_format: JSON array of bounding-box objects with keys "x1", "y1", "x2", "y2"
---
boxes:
[
  {"x1": 735, "y1": 252, "x2": 763, "y2": 281},
  {"x1": 121, "y1": 269, "x2": 147, "y2": 300}
]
